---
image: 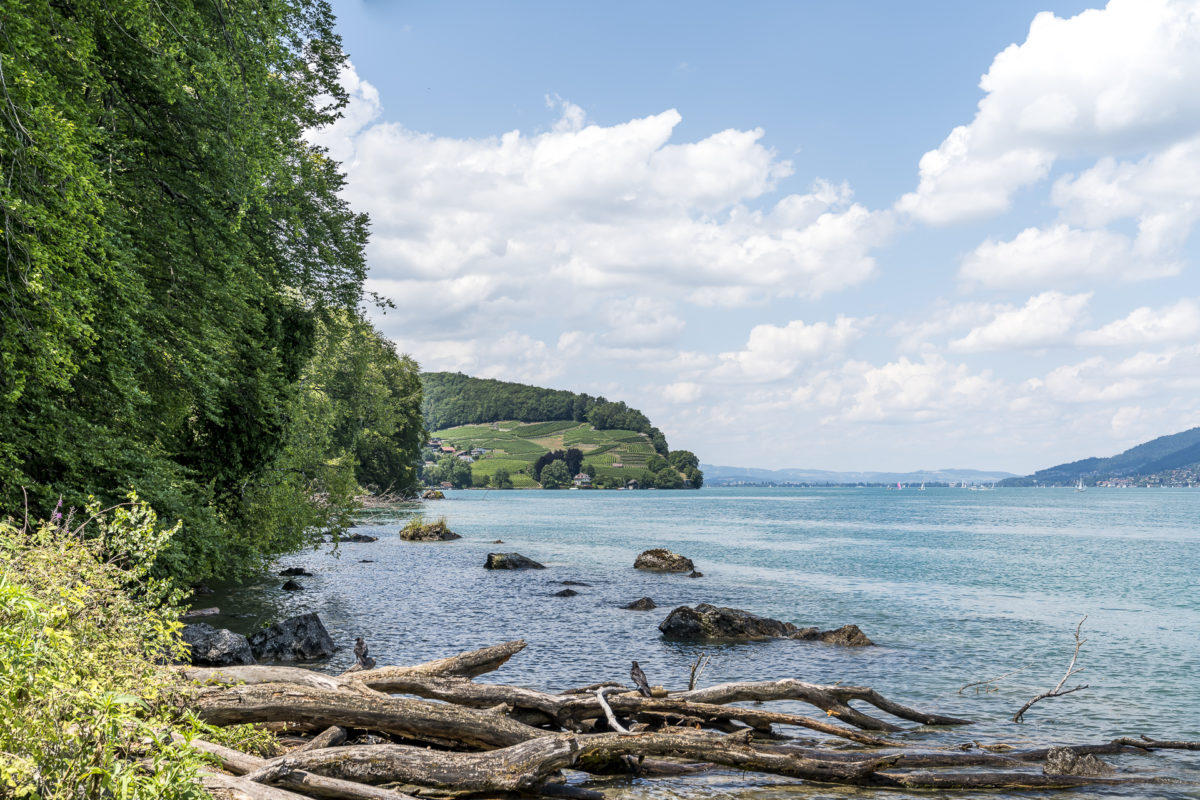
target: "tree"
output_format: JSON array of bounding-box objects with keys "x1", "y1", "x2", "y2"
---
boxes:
[
  {"x1": 686, "y1": 467, "x2": 705, "y2": 489},
  {"x1": 669, "y1": 450, "x2": 700, "y2": 471},
  {"x1": 584, "y1": 463, "x2": 597, "y2": 479},
  {"x1": 654, "y1": 467, "x2": 685, "y2": 490},
  {"x1": 540, "y1": 461, "x2": 572, "y2": 489},
  {"x1": 493, "y1": 468, "x2": 514, "y2": 489},
  {"x1": 565, "y1": 448, "x2": 584, "y2": 475},
  {"x1": 647, "y1": 455, "x2": 669, "y2": 473}
]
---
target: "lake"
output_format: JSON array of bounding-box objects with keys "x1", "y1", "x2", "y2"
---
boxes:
[{"x1": 206, "y1": 486, "x2": 1200, "y2": 798}]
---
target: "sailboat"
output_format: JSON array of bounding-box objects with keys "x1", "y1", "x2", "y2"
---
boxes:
[
  {"x1": 896, "y1": 481, "x2": 903, "y2": 490},
  {"x1": 1075, "y1": 476, "x2": 1086, "y2": 493},
  {"x1": 918, "y1": 481, "x2": 925, "y2": 491}
]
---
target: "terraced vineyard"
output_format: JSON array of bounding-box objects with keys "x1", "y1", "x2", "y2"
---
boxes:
[{"x1": 428, "y1": 421, "x2": 660, "y2": 487}]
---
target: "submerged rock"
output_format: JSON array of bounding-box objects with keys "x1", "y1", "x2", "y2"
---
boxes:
[
  {"x1": 688, "y1": 571, "x2": 704, "y2": 578},
  {"x1": 554, "y1": 589, "x2": 579, "y2": 597},
  {"x1": 181, "y1": 623, "x2": 255, "y2": 666},
  {"x1": 181, "y1": 606, "x2": 220, "y2": 619},
  {"x1": 248, "y1": 612, "x2": 337, "y2": 662},
  {"x1": 281, "y1": 579, "x2": 303, "y2": 591},
  {"x1": 562, "y1": 580, "x2": 591, "y2": 586},
  {"x1": 634, "y1": 549, "x2": 695, "y2": 572},
  {"x1": 659, "y1": 604, "x2": 874, "y2": 646},
  {"x1": 400, "y1": 519, "x2": 462, "y2": 541},
  {"x1": 1043, "y1": 747, "x2": 1115, "y2": 776},
  {"x1": 344, "y1": 533, "x2": 378, "y2": 543},
  {"x1": 279, "y1": 567, "x2": 313, "y2": 577},
  {"x1": 485, "y1": 552, "x2": 546, "y2": 570},
  {"x1": 622, "y1": 597, "x2": 657, "y2": 611}
]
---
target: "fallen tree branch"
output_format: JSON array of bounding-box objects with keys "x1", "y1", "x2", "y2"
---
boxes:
[
  {"x1": 1013, "y1": 617, "x2": 1088, "y2": 723},
  {"x1": 675, "y1": 679, "x2": 972, "y2": 730},
  {"x1": 594, "y1": 687, "x2": 630, "y2": 733}
]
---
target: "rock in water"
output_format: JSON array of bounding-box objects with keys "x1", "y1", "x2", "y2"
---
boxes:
[
  {"x1": 181, "y1": 606, "x2": 220, "y2": 619},
  {"x1": 634, "y1": 548, "x2": 695, "y2": 572},
  {"x1": 281, "y1": 579, "x2": 303, "y2": 591},
  {"x1": 658, "y1": 604, "x2": 874, "y2": 645},
  {"x1": 622, "y1": 597, "x2": 657, "y2": 610},
  {"x1": 279, "y1": 567, "x2": 314, "y2": 576},
  {"x1": 421, "y1": 489, "x2": 446, "y2": 500},
  {"x1": 485, "y1": 552, "x2": 546, "y2": 570},
  {"x1": 181, "y1": 623, "x2": 255, "y2": 666},
  {"x1": 399, "y1": 519, "x2": 462, "y2": 541},
  {"x1": 344, "y1": 533, "x2": 378, "y2": 543},
  {"x1": 554, "y1": 588, "x2": 579, "y2": 597},
  {"x1": 804, "y1": 623, "x2": 874, "y2": 647},
  {"x1": 1043, "y1": 747, "x2": 1115, "y2": 776},
  {"x1": 248, "y1": 612, "x2": 337, "y2": 662}
]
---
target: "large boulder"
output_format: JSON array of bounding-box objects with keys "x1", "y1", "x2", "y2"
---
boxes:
[
  {"x1": 622, "y1": 597, "x2": 657, "y2": 611},
  {"x1": 248, "y1": 612, "x2": 337, "y2": 662},
  {"x1": 659, "y1": 604, "x2": 874, "y2": 646},
  {"x1": 634, "y1": 549, "x2": 695, "y2": 572},
  {"x1": 485, "y1": 552, "x2": 545, "y2": 570},
  {"x1": 400, "y1": 519, "x2": 462, "y2": 541},
  {"x1": 181, "y1": 623, "x2": 255, "y2": 666}
]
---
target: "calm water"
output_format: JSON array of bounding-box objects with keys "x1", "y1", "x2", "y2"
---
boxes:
[{"x1": 206, "y1": 487, "x2": 1200, "y2": 798}]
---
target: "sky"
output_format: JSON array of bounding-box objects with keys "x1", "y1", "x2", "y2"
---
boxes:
[{"x1": 313, "y1": 0, "x2": 1200, "y2": 473}]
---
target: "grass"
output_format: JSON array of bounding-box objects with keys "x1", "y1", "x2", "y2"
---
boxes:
[{"x1": 430, "y1": 420, "x2": 661, "y2": 489}]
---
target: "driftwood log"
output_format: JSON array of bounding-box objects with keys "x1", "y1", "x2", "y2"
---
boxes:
[{"x1": 176, "y1": 639, "x2": 1200, "y2": 797}]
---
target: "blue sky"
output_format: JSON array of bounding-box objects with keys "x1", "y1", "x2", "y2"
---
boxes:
[{"x1": 316, "y1": 0, "x2": 1200, "y2": 472}]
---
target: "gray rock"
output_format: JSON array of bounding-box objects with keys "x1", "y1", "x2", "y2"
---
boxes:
[
  {"x1": 345, "y1": 533, "x2": 377, "y2": 543},
  {"x1": 281, "y1": 579, "x2": 303, "y2": 591},
  {"x1": 485, "y1": 552, "x2": 545, "y2": 570},
  {"x1": 562, "y1": 580, "x2": 591, "y2": 586},
  {"x1": 279, "y1": 567, "x2": 313, "y2": 576},
  {"x1": 554, "y1": 589, "x2": 579, "y2": 597},
  {"x1": 248, "y1": 612, "x2": 337, "y2": 662},
  {"x1": 1043, "y1": 747, "x2": 1115, "y2": 776},
  {"x1": 181, "y1": 623, "x2": 255, "y2": 666},
  {"x1": 688, "y1": 570, "x2": 704, "y2": 578},
  {"x1": 634, "y1": 548, "x2": 695, "y2": 572},
  {"x1": 658, "y1": 604, "x2": 874, "y2": 646},
  {"x1": 622, "y1": 597, "x2": 657, "y2": 610},
  {"x1": 181, "y1": 606, "x2": 220, "y2": 619}
]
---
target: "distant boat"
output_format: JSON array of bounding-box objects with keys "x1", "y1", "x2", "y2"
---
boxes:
[
  {"x1": 1075, "y1": 476, "x2": 1086, "y2": 493},
  {"x1": 897, "y1": 481, "x2": 903, "y2": 490},
  {"x1": 919, "y1": 481, "x2": 925, "y2": 491}
]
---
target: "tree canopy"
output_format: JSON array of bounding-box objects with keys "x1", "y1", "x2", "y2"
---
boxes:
[{"x1": 0, "y1": 0, "x2": 423, "y2": 580}]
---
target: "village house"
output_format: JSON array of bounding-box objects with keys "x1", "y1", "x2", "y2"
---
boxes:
[{"x1": 572, "y1": 472, "x2": 591, "y2": 487}]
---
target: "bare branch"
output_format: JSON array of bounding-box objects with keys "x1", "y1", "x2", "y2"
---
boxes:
[{"x1": 1013, "y1": 616, "x2": 1089, "y2": 722}]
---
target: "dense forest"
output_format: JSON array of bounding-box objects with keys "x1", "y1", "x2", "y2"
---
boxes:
[
  {"x1": 422, "y1": 372, "x2": 669, "y2": 455},
  {"x1": 0, "y1": 0, "x2": 423, "y2": 582}
]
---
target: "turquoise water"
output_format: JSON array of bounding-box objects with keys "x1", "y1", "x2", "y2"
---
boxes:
[{"x1": 207, "y1": 487, "x2": 1200, "y2": 797}]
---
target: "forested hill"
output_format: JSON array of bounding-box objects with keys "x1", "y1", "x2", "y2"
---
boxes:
[
  {"x1": 421, "y1": 372, "x2": 667, "y2": 452},
  {"x1": 1005, "y1": 426, "x2": 1200, "y2": 486}
]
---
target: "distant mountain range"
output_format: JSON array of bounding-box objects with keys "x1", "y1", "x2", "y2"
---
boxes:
[
  {"x1": 701, "y1": 465, "x2": 1016, "y2": 486},
  {"x1": 1002, "y1": 426, "x2": 1200, "y2": 486}
]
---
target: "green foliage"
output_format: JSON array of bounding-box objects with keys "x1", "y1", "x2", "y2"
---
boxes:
[
  {"x1": 0, "y1": 496, "x2": 228, "y2": 799},
  {"x1": 421, "y1": 373, "x2": 600, "y2": 430},
  {"x1": 654, "y1": 467, "x2": 685, "y2": 489},
  {"x1": 668, "y1": 450, "x2": 700, "y2": 471},
  {"x1": 539, "y1": 460, "x2": 572, "y2": 489},
  {"x1": 647, "y1": 454, "x2": 669, "y2": 472},
  {"x1": 423, "y1": 455, "x2": 473, "y2": 489},
  {"x1": 0, "y1": 1, "x2": 427, "y2": 580},
  {"x1": 492, "y1": 467, "x2": 514, "y2": 489}
]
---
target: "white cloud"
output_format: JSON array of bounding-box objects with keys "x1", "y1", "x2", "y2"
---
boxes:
[
  {"x1": 1077, "y1": 299, "x2": 1200, "y2": 345},
  {"x1": 662, "y1": 382, "x2": 703, "y2": 403},
  {"x1": 810, "y1": 355, "x2": 1002, "y2": 423},
  {"x1": 314, "y1": 64, "x2": 890, "y2": 341},
  {"x1": 950, "y1": 291, "x2": 1091, "y2": 352},
  {"x1": 899, "y1": 0, "x2": 1200, "y2": 225},
  {"x1": 712, "y1": 316, "x2": 866, "y2": 382},
  {"x1": 958, "y1": 224, "x2": 1181, "y2": 289},
  {"x1": 889, "y1": 301, "x2": 1003, "y2": 352},
  {"x1": 1033, "y1": 357, "x2": 1146, "y2": 403}
]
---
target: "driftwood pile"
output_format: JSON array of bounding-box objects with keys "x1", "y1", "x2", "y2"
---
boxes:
[{"x1": 177, "y1": 640, "x2": 1199, "y2": 799}]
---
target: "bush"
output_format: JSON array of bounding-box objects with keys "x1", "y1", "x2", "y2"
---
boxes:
[{"x1": 0, "y1": 494, "x2": 269, "y2": 799}]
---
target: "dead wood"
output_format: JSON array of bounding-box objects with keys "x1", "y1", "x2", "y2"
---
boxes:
[
  {"x1": 183, "y1": 735, "x2": 420, "y2": 800},
  {"x1": 353, "y1": 639, "x2": 526, "y2": 682},
  {"x1": 244, "y1": 729, "x2": 898, "y2": 790},
  {"x1": 189, "y1": 682, "x2": 544, "y2": 749},
  {"x1": 296, "y1": 726, "x2": 348, "y2": 753},
  {"x1": 1013, "y1": 616, "x2": 1088, "y2": 722},
  {"x1": 675, "y1": 679, "x2": 972, "y2": 730},
  {"x1": 199, "y1": 769, "x2": 313, "y2": 800}
]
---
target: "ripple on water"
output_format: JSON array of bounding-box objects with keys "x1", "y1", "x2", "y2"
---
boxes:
[{"x1": 203, "y1": 487, "x2": 1200, "y2": 798}]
